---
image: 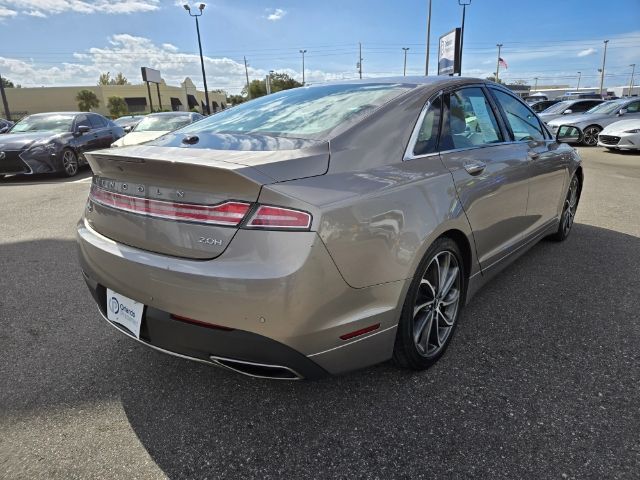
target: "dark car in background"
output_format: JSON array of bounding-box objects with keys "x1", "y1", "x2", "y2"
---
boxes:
[
  {"x1": 0, "y1": 118, "x2": 14, "y2": 134},
  {"x1": 0, "y1": 112, "x2": 124, "y2": 178},
  {"x1": 530, "y1": 99, "x2": 560, "y2": 113}
]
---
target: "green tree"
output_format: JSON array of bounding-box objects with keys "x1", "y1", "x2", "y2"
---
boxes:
[
  {"x1": 241, "y1": 73, "x2": 303, "y2": 99},
  {"x1": 76, "y1": 89, "x2": 100, "y2": 111},
  {"x1": 485, "y1": 75, "x2": 505, "y2": 85},
  {"x1": 1, "y1": 77, "x2": 15, "y2": 88},
  {"x1": 227, "y1": 94, "x2": 246, "y2": 105},
  {"x1": 98, "y1": 72, "x2": 130, "y2": 86},
  {"x1": 107, "y1": 96, "x2": 128, "y2": 117}
]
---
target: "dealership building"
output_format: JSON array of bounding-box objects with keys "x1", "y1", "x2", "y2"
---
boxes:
[{"x1": 3, "y1": 77, "x2": 227, "y2": 119}]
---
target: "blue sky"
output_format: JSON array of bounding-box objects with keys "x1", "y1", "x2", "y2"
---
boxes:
[{"x1": 0, "y1": 0, "x2": 638, "y2": 93}]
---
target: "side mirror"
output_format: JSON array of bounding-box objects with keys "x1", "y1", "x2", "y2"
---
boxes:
[
  {"x1": 563, "y1": 109, "x2": 573, "y2": 114},
  {"x1": 123, "y1": 125, "x2": 133, "y2": 133},
  {"x1": 556, "y1": 125, "x2": 582, "y2": 144},
  {"x1": 76, "y1": 125, "x2": 91, "y2": 135},
  {"x1": 618, "y1": 108, "x2": 627, "y2": 116}
]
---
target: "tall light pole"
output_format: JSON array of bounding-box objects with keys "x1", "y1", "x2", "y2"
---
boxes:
[
  {"x1": 184, "y1": 3, "x2": 211, "y2": 115},
  {"x1": 425, "y1": 0, "x2": 432, "y2": 75},
  {"x1": 243, "y1": 56, "x2": 251, "y2": 99},
  {"x1": 577, "y1": 71, "x2": 581, "y2": 91},
  {"x1": 629, "y1": 64, "x2": 636, "y2": 97},
  {"x1": 402, "y1": 47, "x2": 410, "y2": 76},
  {"x1": 533, "y1": 77, "x2": 538, "y2": 91},
  {"x1": 458, "y1": 0, "x2": 471, "y2": 76},
  {"x1": 299, "y1": 49, "x2": 307, "y2": 85},
  {"x1": 599, "y1": 39, "x2": 609, "y2": 97},
  {"x1": 357, "y1": 42, "x2": 363, "y2": 79},
  {"x1": 495, "y1": 44, "x2": 503, "y2": 83}
]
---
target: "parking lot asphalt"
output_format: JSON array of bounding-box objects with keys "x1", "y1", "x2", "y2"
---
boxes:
[{"x1": 1, "y1": 147, "x2": 639, "y2": 480}]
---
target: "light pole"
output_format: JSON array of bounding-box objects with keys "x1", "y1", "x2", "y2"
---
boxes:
[
  {"x1": 533, "y1": 77, "x2": 538, "y2": 91},
  {"x1": 299, "y1": 49, "x2": 307, "y2": 85},
  {"x1": 629, "y1": 64, "x2": 636, "y2": 97},
  {"x1": 425, "y1": 0, "x2": 432, "y2": 75},
  {"x1": 357, "y1": 42, "x2": 363, "y2": 79},
  {"x1": 577, "y1": 71, "x2": 581, "y2": 91},
  {"x1": 402, "y1": 47, "x2": 410, "y2": 76},
  {"x1": 495, "y1": 44, "x2": 503, "y2": 83},
  {"x1": 599, "y1": 39, "x2": 609, "y2": 97},
  {"x1": 458, "y1": 0, "x2": 471, "y2": 76},
  {"x1": 183, "y1": 3, "x2": 211, "y2": 115}
]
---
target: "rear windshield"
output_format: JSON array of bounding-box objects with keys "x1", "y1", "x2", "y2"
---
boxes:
[{"x1": 180, "y1": 83, "x2": 411, "y2": 139}]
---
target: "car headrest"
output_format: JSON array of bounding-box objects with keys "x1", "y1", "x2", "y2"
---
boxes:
[{"x1": 450, "y1": 105, "x2": 467, "y2": 134}]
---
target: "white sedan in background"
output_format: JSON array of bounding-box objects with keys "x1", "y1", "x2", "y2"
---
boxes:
[
  {"x1": 111, "y1": 111, "x2": 204, "y2": 147},
  {"x1": 597, "y1": 119, "x2": 640, "y2": 151}
]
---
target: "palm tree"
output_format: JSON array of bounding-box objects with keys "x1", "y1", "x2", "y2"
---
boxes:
[{"x1": 76, "y1": 90, "x2": 100, "y2": 111}]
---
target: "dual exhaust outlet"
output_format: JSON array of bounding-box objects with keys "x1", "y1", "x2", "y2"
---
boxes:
[{"x1": 209, "y1": 355, "x2": 303, "y2": 380}]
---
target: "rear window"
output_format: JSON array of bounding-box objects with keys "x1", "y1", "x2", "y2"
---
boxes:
[{"x1": 180, "y1": 83, "x2": 412, "y2": 139}]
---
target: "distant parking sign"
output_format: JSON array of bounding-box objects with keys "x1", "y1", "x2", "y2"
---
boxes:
[{"x1": 438, "y1": 28, "x2": 461, "y2": 76}]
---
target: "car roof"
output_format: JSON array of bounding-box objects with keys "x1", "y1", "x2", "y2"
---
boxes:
[
  {"x1": 25, "y1": 111, "x2": 104, "y2": 117},
  {"x1": 307, "y1": 76, "x2": 494, "y2": 90},
  {"x1": 146, "y1": 111, "x2": 195, "y2": 117}
]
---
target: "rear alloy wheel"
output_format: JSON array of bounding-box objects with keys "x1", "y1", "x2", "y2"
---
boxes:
[
  {"x1": 61, "y1": 149, "x2": 79, "y2": 177},
  {"x1": 551, "y1": 175, "x2": 580, "y2": 242},
  {"x1": 393, "y1": 238, "x2": 464, "y2": 370},
  {"x1": 582, "y1": 126, "x2": 601, "y2": 146}
]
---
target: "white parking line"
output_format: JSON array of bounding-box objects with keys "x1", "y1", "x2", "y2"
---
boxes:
[{"x1": 71, "y1": 177, "x2": 92, "y2": 184}]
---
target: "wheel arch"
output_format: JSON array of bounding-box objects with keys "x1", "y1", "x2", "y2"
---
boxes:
[{"x1": 437, "y1": 229, "x2": 472, "y2": 284}]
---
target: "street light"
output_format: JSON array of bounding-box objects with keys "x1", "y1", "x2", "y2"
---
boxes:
[
  {"x1": 457, "y1": 0, "x2": 471, "y2": 76},
  {"x1": 425, "y1": 0, "x2": 432, "y2": 75},
  {"x1": 533, "y1": 77, "x2": 538, "y2": 91},
  {"x1": 402, "y1": 47, "x2": 410, "y2": 76},
  {"x1": 299, "y1": 49, "x2": 307, "y2": 85},
  {"x1": 495, "y1": 44, "x2": 503, "y2": 83},
  {"x1": 629, "y1": 64, "x2": 636, "y2": 97},
  {"x1": 577, "y1": 71, "x2": 581, "y2": 91},
  {"x1": 599, "y1": 39, "x2": 609, "y2": 97},
  {"x1": 183, "y1": 3, "x2": 211, "y2": 115}
]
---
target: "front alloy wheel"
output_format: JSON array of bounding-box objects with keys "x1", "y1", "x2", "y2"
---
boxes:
[
  {"x1": 393, "y1": 238, "x2": 465, "y2": 370},
  {"x1": 62, "y1": 150, "x2": 79, "y2": 177},
  {"x1": 582, "y1": 126, "x2": 601, "y2": 146}
]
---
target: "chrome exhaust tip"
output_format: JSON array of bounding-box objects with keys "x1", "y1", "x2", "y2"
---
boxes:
[{"x1": 209, "y1": 355, "x2": 303, "y2": 380}]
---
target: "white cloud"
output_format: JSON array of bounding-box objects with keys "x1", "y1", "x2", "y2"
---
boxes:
[
  {"x1": 0, "y1": 0, "x2": 160, "y2": 17},
  {"x1": 25, "y1": 9, "x2": 46, "y2": 17},
  {"x1": 0, "y1": 5, "x2": 17, "y2": 17},
  {"x1": 266, "y1": 8, "x2": 286, "y2": 21},
  {"x1": 577, "y1": 48, "x2": 597, "y2": 57}
]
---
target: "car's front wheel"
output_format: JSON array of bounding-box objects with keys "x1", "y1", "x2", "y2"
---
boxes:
[
  {"x1": 582, "y1": 125, "x2": 601, "y2": 146},
  {"x1": 61, "y1": 149, "x2": 79, "y2": 177},
  {"x1": 393, "y1": 237, "x2": 465, "y2": 370}
]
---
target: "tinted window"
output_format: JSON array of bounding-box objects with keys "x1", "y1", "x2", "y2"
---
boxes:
[
  {"x1": 180, "y1": 83, "x2": 411, "y2": 139},
  {"x1": 571, "y1": 101, "x2": 596, "y2": 113},
  {"x1": 413, "y1": 95, "x2": 442, "y2": 156},
  {"x1": 626, "y1": 101, "x2": 640, "y2": 113},
  {"x1": 89, "y1": 114, "x2": 107, "y2": 128},
  {"x1": 492, "y1": 89, "x2": 544, "y2": 141},
  {"x1": 440, "y1": 87, "x2": 503, "y2": 151},
  {"x1": 75, "y1": 115, "x2": 90, "y2": 129}
]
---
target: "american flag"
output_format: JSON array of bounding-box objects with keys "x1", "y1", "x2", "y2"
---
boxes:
[{"x1": 498, "y1": 57, "x2": 508, "y2": 69}]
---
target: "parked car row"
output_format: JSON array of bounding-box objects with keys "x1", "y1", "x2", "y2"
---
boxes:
[{"x1": 0, "y1": 111, "x2": 204, "y2": 177}]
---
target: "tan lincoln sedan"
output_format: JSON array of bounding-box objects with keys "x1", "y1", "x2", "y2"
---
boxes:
[{"x1": 77, "y1": 77, "x2": 583, "y2": 379}]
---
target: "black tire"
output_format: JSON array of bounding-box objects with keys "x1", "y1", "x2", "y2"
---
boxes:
[
  {"x1": 60, "y1": 149, "x2": 79, "y2": 177},
  {"x1": 393, "y1": 237, "x2": 466, "y2": 370},
  {"x1": 550, "y1": 174, "x2": 580, "y2": 242},
  {"x1": 582, "y1": 125, "x2": 601, "y2": 146}
]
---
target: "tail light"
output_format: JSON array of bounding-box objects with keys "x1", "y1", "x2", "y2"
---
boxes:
[
  {"x1": 245, "y1": 205, "x2": 312, "y2": 230},
  {"x1": 89, "y1": 184, "x2": 312, "y2": 230},
  {"x1": 89, "y1": 184, "x2": 250, "y2": 226}
]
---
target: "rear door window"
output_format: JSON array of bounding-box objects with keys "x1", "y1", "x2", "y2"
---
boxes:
[{"x1": 439, "y1": 87, "x2": 503, "y2": 151}]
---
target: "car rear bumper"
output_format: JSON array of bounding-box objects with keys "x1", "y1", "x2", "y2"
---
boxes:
[{"x1": 77, "y1": 218, "x2": 407, "y2": 377}]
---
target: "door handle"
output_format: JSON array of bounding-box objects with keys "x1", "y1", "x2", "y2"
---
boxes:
[
  {"x1": 464, "y1": 161, "x2": 486, "y2": 175},
  {"x1": 528, "y1": 151, "x2": 540, "y2": 160}
]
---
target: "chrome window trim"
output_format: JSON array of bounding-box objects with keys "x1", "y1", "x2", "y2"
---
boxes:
[{"x1": 404, "y1": 84, "x2": 517, "y2": 160}]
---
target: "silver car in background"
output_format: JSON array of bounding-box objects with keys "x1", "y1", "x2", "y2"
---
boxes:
[
  {"x1": 538, "y1": 99, "x2": 604, "y2": 124},
  {"x1": 547, "y1": 97, "x2": 640, "y2": 145},
  {"x1": 77, "y1": 78, "x2": 582, "y2": 379}
]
